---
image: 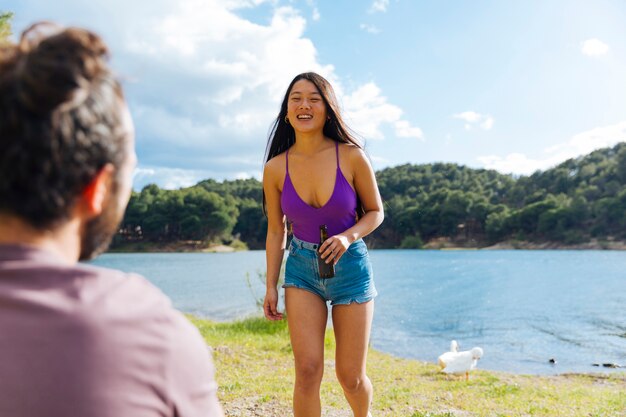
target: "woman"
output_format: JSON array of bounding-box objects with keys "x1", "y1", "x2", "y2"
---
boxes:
[{"x1": 262, "y1": 72, "x2": 384, "y2": 417}]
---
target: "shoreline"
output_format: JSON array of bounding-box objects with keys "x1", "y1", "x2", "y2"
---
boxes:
[
  {"x1": 424, "y1": 237, "x2": 626, "y2": 251},
  {"x1": 107, "y1": 238, "x2": 626, "y2": 253},
  {"x1": 108, "y1": 241, "x2": 241, "y2": 253}
]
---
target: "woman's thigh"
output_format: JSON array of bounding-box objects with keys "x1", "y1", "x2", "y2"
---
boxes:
[
  {"x1": 332, "y1": 300, "x2": 375, "y2": 375},
  {"x1": 286, "y1": 288, "x2": 328, "y2": 371}
]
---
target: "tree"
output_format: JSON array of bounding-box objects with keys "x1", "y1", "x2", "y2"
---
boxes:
[
  {"x1": 180, "y1": 188, "x2": 238, "y2": 242},
  {"x1": 0, "y1": 12, "x2": 13, "y2": 43},
  {"x1": 439, "y1": 190, "x2": 471, "y2": 236},
  {"x1": 513, "y1": 197, "x2": 559, "y2": 235},
  {"x1": 616, "y1": 146, "x2": 626, "y2": 183},
  {"x1": 485, "y1": 207, "x2": 511, "y2": 242},
  {"x1": 399, "y1": 234, "x2": 424, "y2": 249},
  {"x1": 232, "y1": 199, "x2": 266, "y2": 249}
]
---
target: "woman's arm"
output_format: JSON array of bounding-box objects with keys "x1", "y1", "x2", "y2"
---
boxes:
[
  {"x1": 263, "y1": 158, "x2": 287, "y2": 320},
  {"x1": 320, "y1": 147, "x2": 384, "y2": 263}
]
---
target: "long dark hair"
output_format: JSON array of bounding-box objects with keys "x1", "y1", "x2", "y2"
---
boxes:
[{"x1": 262, "y1": 72, "x2": 365, "y2": 218}]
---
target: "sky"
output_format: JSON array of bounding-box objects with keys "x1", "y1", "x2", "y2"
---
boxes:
[{"x1": 5, "y1": 0, "x2": 626, "y2": 190}]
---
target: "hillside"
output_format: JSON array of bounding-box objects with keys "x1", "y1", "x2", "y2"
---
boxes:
[{"x1": 112, "y1": 142, "x2": 626, "y2": 250}]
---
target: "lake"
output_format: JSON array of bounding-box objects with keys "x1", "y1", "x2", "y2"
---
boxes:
[{"x1": 90, "y1": 249, "x2": 626, "y2": 375}]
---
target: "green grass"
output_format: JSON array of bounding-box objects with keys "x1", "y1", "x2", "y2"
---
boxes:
[{"x1": 189, "y1": 315, "x2": 626, "y2": 417}]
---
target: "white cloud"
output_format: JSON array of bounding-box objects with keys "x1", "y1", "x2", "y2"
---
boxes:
[
  {"x1": 369, "y1": 0, "x2": 389, "y2": 13},
  {"x1": 133, "y1": 167, "x2": 206, "y2": 190},
  {"x1": 360, "y1": 23, "x2": 381, "y2": 34},
  {"x1": 312, "y1": 7, "x2": 321, "y2": 21},
  {"x1": 234, "y1": 171, "x2": 258, "y2": 180},
  {"x1": 478, "y1": 121, "x2": 626, "y2": 175},
  {"x1": 453, "y1": 111, "x2": 494, "y2": 131},
  {"x1": 11, "y1": 0, "x2": 418, "y2": 187},
  {"x1": 342, "y1": 83, "x2": 423, "y2": 141},
  {"x1": 581, "y1": 38, "x2": 609, "y2": 56},
  {"x1": 481, "y1": 116, "x2": 495, "y2": 130},
  {"x1": 369, "y1": 154, "x2": 390, "y2": 170},
  {"x1": 134, "y1": 165, "x2": 263, "y2": 190},
  {"x1": 370, "y1": 155, "x2": 390, "y2": 164},
  {"x1": 545, "y1": 121, "x2": 626, "y2": 157},
  {"x1": 304, "y1": 0, "x2": 320, "y2": 21},
  {"x1": 454, "y1": 111, "x2": 481, "y2": 123},
  {"x1": 477, "y1": 153, "x2": 546, "y2": 175},
  {"x1": 394, "y1": 120, "x2": 424, "y2": 139}
]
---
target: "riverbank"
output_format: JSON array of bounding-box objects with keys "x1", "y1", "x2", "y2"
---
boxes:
[
  {"x1": 422, "y1": 237, "x2": 626, "y2": 251},
  {"x1": 108, "y1": 240, "x2": 245, "y2": 253},
  {"x1": 108, "y1": 237, "x2": 626, "y2": 253},
  {"x1": 190, "y1": 316, "x2": 626, "y2": 417},
  {"x1": 483, "y1": 238, "x2": 626, "y2": 250}
]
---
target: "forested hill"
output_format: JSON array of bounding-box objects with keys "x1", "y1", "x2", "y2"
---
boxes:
[{"x1": 113, "y1": 142, "x2": 626, "y2": 250}]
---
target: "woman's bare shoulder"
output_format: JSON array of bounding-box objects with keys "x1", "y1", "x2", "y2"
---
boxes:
[
  {"x1": 264, "y1": 152, "x2": 287, "y2": 182},
  {"x1": 339, "y1": 142, "x2": 367, "y2": 162},
  {"x1": 265, "y1": 152, "x2": 287, "y2": 169}
]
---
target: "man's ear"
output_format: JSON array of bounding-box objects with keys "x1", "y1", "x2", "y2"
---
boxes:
[{"x1": 81, "y1": 164, "x2": 115, "y2": 216}]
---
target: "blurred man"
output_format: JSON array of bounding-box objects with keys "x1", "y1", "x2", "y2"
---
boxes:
[{"x1": 0, "y1": 22, "x2": 224, "y2": 417}]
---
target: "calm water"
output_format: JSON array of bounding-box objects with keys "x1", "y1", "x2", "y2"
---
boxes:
[{"x1": 91, "y1": 250, "x2": 626, "y2": 375}]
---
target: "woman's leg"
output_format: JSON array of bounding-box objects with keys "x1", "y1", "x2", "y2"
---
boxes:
[
  {"x1": 332, "y1": 300, "x2": 374, "y2": 417},
  {"x1": 285, "y1": 288, "x2": 328, "y2": 417}
]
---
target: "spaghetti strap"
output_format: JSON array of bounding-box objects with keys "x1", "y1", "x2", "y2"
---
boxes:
[
  {"x1": 286, "y1": 149, "x2": 289, "y2": 172},
  {"x1": 335, "y1": 141, "x2": 339, "y2": 169}
]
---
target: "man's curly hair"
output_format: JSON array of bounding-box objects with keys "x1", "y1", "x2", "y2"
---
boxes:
[{"x1": 0, "y1": 22, "x2": 128, "y2": 229}]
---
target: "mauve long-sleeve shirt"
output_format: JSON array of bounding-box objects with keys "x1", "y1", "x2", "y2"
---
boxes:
[{"x1": 0, "y1": 244, "x2": 223, "y2": 417}]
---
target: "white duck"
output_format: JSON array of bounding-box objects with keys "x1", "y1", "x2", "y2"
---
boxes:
[
  {"x1": 438, "y1": 343, "x2": 483, "y2": 380},
  {"x1": 437, "y1": 340, "x2": 459, "y2": 369}
]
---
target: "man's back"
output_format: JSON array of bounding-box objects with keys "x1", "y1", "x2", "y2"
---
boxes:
[{"x1": 0, "y1": 244, "x2": 222, "y2": 417}]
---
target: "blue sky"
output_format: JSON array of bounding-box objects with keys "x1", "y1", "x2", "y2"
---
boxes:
[{"x1": 5, "y1": 0, "x2": 626, "y2": 190}]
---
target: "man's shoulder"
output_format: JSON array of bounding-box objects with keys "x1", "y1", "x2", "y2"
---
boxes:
[
  {"x1": 74, "y1": 262, "x2": 183, "y2": 326},
  {"x1": 68, "y1": 261, "x2": 165, "y2": 304},
  {"x1": 68, "y1": 263, "x2": 205, "y2": 359},
  {"x1": 76, "y1": 261, "x2": 162, "y2": 296},
  {"x1": 0, "y1": 250, "x2": 220, "y2": 415},
  {"x1": 0, "y1": 245, "x2": 196, "y2": 341}
]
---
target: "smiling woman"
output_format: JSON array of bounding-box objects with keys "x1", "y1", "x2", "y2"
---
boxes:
[
  {"x1": 261, "y1": 72, "x2": 384, "y2": 417},
  {"x1": 286, "y1": 82, "x2": 326, "y2": 134}
]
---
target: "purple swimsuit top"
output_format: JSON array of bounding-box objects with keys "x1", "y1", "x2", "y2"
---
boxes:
[{"x1": 281, "y1": 142, "x2": 357, "y2": 243}]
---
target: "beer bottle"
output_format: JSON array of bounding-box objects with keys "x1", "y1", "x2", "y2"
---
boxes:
[{"x1": 318, "y1": 225, "x2": 335, "y2": 278}]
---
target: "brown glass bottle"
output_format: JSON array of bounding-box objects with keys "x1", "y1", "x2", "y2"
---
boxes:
[{"x1": 318, "y1": 225, "x2": 335, "y2": 278}]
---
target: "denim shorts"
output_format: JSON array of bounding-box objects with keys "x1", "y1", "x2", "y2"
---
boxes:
[{"x1": 283, "y1": 236, "x2": 377, "y2": 306}]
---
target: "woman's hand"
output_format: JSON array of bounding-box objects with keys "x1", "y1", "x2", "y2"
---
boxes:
[
  {"x1": 263, "y1": 287, "x2": 284, "y2": 321},
  {"x1": 319, "y1": 234, "x2": 351, "y2": 265}
]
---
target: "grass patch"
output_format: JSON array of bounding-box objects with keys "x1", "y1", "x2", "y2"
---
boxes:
[{"x1": 190, "y1": 315, "x2": 626, "y2": 417}]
